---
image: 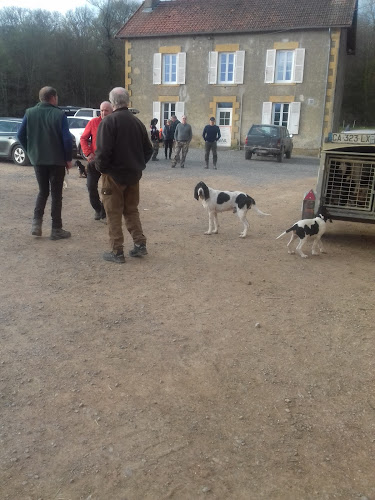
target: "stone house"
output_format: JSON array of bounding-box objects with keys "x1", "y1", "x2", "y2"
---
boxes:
[{"x1": 116, "y1": 0, "x2": 358, "y2": 154}]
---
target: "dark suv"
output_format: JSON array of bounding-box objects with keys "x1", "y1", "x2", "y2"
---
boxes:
[{"x1": 245, "y1": 124, "x2": 293, "y2": 163}]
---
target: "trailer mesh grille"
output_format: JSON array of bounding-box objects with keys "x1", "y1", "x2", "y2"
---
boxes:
[{"x1": 324, "y1": 157, "x2": 375, "y2": 211}]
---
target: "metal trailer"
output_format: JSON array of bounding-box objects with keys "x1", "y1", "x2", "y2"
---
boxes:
[{"x1": 303, "y1": 132, "x2": 375, "y2": 224}]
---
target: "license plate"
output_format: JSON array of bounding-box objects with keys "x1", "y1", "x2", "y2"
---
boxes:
[{"x1": 332, "y1": 133, "x2": 375, "y2": 144}]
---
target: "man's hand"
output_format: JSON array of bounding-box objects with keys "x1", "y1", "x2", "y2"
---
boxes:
[
  {"x1": 87, "y1": 153, "x2": 95, "y2": 162},
  {"x1": 66, "y1": 161, "x2": 73, "y2": 170}
]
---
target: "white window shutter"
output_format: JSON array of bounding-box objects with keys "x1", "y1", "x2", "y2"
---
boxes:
[
  {"x1": 175, "y1": 102, "x2": 184, "y2": 121},
  {"x1": 208, "y1": 51, "x2": 218, "y2": 84},
  {"x1": 177, "y1": 52, "x2": 186, "y2": 84},
  {"x1": 293, "y1": 48, "x2": 305, "y2": 83},
  {"x1": 234, "y1": 50, "x2": 245, "y2": 84},
  {"x1": 288, "y1": 101, "x2": 301, "y2": 134},
  {"x1": 153, "y1": 101, "x2": 160, "y2": 125},
  {"x1": 153, "y1": 53, "x2": 162, "y2": 84},
  {"x1": 264, "y1": 49, "x2": 276, "y2": 83},
  {"x1": 262, "y1": 102, "x2": 272, "y2": 124}
]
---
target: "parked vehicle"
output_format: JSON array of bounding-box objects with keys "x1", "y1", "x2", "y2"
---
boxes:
[
  {"x1": 245, "y1": 124, "x2": 293, "y2": 163},
  {"x1": 302, "y1": 131, "x2": 375, "y2": 224},
  {"x1": 59, "y1": 105, "x2": 81, "y2": 116},
  {"x1": 74, "y1": 108, "x2": 100, "y2": 118},
  {"x1": 0, "y1": 117, "x2": 77, "y2": 166},
  {"x1": 67, "y1": 116, "x2": 92, "y2": 156},
  {"x1": 0, "y1": 118, "x2": 30, "y2": 165},
  {"x1": 74, "y1": 107, "x2": 140, "y2": 118}
]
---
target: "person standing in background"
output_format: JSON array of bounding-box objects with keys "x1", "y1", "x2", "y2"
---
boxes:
[
  {"x1": 202, "y1": 116, "x2": 221, "y2": 169},
  {"x1": 171, "y1": 115, "x2": 192, "y2": 168},
  {"x1": 163, "y1": 119, "x2": 174, "y2": 159},
  {"x1": 150, "y1": 118, "x2": 159, "y2": 161},
  {"x1": 80, "y1": 101, "x2": 113, "y2": 220}
]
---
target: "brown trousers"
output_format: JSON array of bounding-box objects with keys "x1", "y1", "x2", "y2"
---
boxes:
[{"x1": 101, "y1": 174, "x2": 146, "y2": 253}]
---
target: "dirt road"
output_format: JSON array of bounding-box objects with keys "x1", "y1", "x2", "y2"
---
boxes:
[{"x1": 1, "y1": 157, "x2": 375, "y2": 500}]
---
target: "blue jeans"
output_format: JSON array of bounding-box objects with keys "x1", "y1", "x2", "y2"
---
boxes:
[{"x1": 33, "y1": 165, "x2": 65, "y2": 228}]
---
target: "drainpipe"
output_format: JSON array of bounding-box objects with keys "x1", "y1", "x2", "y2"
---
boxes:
[
  {"x1": 321, "y1": 28, "x2": 331, "y2": 148},
  {"x1": 238, "y1": 91, "x2": 243, "y2": 150}
]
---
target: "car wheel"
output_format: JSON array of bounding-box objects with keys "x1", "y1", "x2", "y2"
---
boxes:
[
  {"x1": 285, "y1": 148, "x2": 292, "y2": 159},
  {"x1": 277, "y1": 148, "x2": 284, "y2": 163},
  {"x1": 245, "y1": 150, "x2": 252, "y2": 160},
  {"x1": 12, "y1": 145, "x2": 30, "y2": 166}
]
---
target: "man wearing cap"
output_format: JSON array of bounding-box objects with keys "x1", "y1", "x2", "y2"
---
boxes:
[{"x1": 202, "y1": 117, "x2": 221, "y2": 169}]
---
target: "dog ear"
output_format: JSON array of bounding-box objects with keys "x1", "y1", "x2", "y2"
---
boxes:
[{"x1": 194, "y1": 184, "x2": 200, "y2": 200}]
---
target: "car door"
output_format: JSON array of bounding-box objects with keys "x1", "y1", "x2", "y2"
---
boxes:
[{"x1": 0, "y1": 120, "x2": 18, "y2": 157}]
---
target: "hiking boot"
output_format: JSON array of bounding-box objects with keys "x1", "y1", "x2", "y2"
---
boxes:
[
  {"x1": 204, "y1": 164, "x2": 209, "y2": 169},
  {"x1": 213, "y1": 165, "x2": 217, "y2": 170},
  {"x1": 129, "y1": 244, "x2": 148, "y2": 257},
  {"x1": 94, "y1": 210, "x2": 101, "y2": 220},
  {"x1": 50, "y1": 228, "x2": 71, "y2": 240},
  {"x1": 103, "y1": 250, "x2": 125, "y2": 263},
  {"x1": 31, "y1": 219, "x2": 42, "y2": 237}
]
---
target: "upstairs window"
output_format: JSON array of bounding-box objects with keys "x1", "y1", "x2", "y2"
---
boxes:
[
  {"x1": 265, "y1": 48, "x2": 305, "y2": 84},
  {"x1": 219, "y1": 53, "x2": 235, "y2": 83},
  {"x1": 208, "y1": 50, "x2": 245, "y2": 85},
  {"x1": 163, "y1": 54, "x2": 177, "y2": 84},
  {"x1": 153, "y1": 52, "x2": 186, "y2": 85},
  {"x1": 275, "y1": 51, "x2": 293, "y2": 82}
]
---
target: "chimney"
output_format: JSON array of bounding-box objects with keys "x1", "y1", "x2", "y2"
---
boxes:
[{"x1": 143, "y1": 0, "x2": 160, "y2": 12}]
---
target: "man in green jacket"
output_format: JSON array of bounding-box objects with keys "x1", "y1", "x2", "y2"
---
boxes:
[{"x1": 18, "y1": 86, "x2": 72, "y2": 240}]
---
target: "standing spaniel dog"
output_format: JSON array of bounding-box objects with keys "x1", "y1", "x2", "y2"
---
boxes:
[
  {"x1": 276, "y1": 207, "x2": 332, "y2": 258},
  {"x1": 194, "y1": 181, "x2": 270, "y2": 238}
]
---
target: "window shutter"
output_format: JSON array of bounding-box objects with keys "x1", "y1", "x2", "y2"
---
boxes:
[
  {"x1": 293, "y1": 48, "x2": 305, "y2": 83},
  {"x1": 177, "y1": 52, "x2": 186, "y2": 84},
  {"x1": 208, "y1": 51, "x2": 218, "y2": 84},
  {"x1": 153, "y1": 101, "x2": 160, "y2": 125},
  {"x1": 153, "y1": 53, "x2": 162, "y2": 84},
  {"x1": 175, "y1": 102, "x2": 184, "y2": 121},
  {"x1": 288, "y1": 101, "x2": 301, "y2": 134},
  {"x1": 264, "y1": 49, "x2": 276, "y2": 83},
  {"x1": 234, "y1": 50, "x2": 245, "y2": 84},
  {"x1": 262, "y1": 102, "x2": 272, "y2": 124}
]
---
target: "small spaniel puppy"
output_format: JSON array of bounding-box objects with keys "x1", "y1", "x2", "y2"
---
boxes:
[
  {"x1": 194, "y1": 181, "x2": 270, "y2": 238},
  {"x1": 276, "y1": 207, "x2": 332, "y2": 258}
]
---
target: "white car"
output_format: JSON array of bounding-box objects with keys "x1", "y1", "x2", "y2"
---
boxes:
[
  {"x1": 67, "y1": 116, "x2": 93, "y2": 156},
  {"x1": 74, "y1": 108, "x2": 100, "y2": 118}
]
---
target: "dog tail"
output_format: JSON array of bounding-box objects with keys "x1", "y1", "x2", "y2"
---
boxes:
[
  {"x1": 253, "y1": 205, "x2": 271, "y2": 216},
  {"x1": 276, "y1": 231, "x2": 286, "y2": 239}
]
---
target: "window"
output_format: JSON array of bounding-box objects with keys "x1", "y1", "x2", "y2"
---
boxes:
[
  {"x1": 163, "y1": 54, "x2": 177, "y2": 84},
  {"x1": 262, "y1": 101, "x2": 301, "y2": 134},
  {"x1": 265, "y1": 48, "x2": 305, "y2": 84},
  {"x1": 275, "y1": 51, "x2": 293, "y2": 83},
  {"x1": 219, "y1": 53, "x2": 235, "y2": 83},
  {"x1": 152, "y1": 101, "x2": 184, "y2": 125},
  {"x1": 162, "y1": 102, "x2": 176, "y2": 124},
  {"x1": 273, "y1": 103, "x2": 289, "y2": 127},
  {"x1": 208, "y1": 51, "x2": 245, "y2": 85},
  {"x1": 153, "y1": 53, "x2": 186, "y2": 85}
]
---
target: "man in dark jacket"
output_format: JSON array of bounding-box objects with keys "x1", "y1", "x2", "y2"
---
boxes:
[
  {"x1": 202, "y1": 117, "x2": 221, "y2": 169},
  {"x1": 17, "y1": 86, "x2": 72, "y2": 240},
  {"x1": 95, "y1": 87, "x2": 153, "y2": 263}
]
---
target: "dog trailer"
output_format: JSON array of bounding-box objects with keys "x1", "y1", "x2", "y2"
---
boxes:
[{"x1": 302, "y1": 132, "x2": 375, "y2": 224}]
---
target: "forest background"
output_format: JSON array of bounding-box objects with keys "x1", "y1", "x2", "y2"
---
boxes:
[{"x1": 0, "y1": 0, "x2": 374, "y2": 128}]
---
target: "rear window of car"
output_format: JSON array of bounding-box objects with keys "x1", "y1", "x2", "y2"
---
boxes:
[{"x1": 249, "y1": 125, "x2": 280, "y2": 137}]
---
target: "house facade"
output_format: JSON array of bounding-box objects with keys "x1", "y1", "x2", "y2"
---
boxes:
[{"x1": 117, "y1": 0, "x2": 357, "y2": 154}]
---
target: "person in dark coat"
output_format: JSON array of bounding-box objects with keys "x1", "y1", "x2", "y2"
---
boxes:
[
  {"x1": 95, "y1": 88, "x2": 153, "y2": 263},
  {"x1": 163, "y1": 119, "x2": 174, "y2": 159}
]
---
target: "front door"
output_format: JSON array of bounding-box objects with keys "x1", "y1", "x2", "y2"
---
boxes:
[{"x1": 217, "y1": 104, "x2": 232, "y2": 148}]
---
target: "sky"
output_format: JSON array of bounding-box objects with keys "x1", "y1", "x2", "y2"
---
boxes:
[{"x1": 0, "y1": 0, "x2": 93, "y2": 13}]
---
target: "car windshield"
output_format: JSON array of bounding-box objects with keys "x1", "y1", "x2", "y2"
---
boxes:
[{"x1": 250, "y1": 125, "x2": 279, "y2": 137}]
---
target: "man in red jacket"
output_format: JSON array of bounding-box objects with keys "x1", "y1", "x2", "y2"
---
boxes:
[{"x1": 80, "y1": 101, "x2": 113, "y2": 220}]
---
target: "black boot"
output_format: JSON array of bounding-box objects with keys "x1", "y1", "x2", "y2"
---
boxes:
[
  {"x1": 31, "y1": 219, "x2": 42, "y2": 237},
  {"x1": 50, "y1": 228, "x2": 71, "y2": 240}
]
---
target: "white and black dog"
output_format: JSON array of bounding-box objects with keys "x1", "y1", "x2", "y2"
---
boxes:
[
  {"x1": 194, "y1": 181, "x2": 270, "y2": 238},
  {"x1": 276, "y1": 207, "x2": 332, "y2": 258}
]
